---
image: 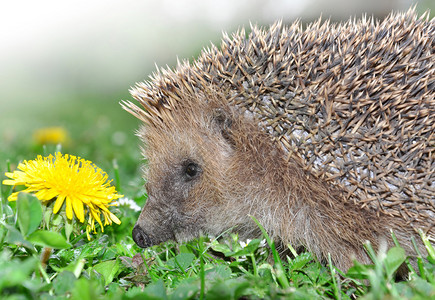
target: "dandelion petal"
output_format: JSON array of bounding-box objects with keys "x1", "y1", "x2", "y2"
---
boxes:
[
  {"x1": 53, "y1": 195, "x2": 66, "y2": 214},
  {"x1": 65, "y1": 197, "x2": 73, "y2": 220},
  {"x1": 71, "y1": 195, "x2": 85, "y2": 223}
]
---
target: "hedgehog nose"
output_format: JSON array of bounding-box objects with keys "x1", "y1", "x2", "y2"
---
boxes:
[{"x1": 132, "y1": 225, "x2": 152, "y2": 248}]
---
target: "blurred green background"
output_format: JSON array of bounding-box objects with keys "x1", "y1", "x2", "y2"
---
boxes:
[{"x1": 1, "y1": 0, "x2": 433, "y2": 178}]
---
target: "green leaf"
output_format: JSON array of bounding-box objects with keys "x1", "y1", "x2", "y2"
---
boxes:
[
  {"x1": 257, "y1": 264, "x2": 275, "y2": 283},
  {"x1": 52, "y1": 213, "x2": 63, "y2": 226},
  {"x1": 205, "y1": 265, "x2": 232, "y2": 281},
  {"x1": 210, "y1": 242, "x2": 232, "y2": 255},
  {"x1": 71, "y1": 277, "x2": 103, "y2": 300},
  {"x1": 384, "y1": 247, "x2": 406, "y2": 279},
  {"x1": 288, "y1": 252, "x2": 313, "y2": 271},
  {"x1": 206, "y1": 278, "x2": 251, "y2": 300},
  {"x1": 169, "y1": 279, "x2": 199, "y2": 300},
  {"x1": 227, "y1": 239, "x2": 261, "y2": 257},
  {"x1": 143, "y1": 279, "x2": 167, "y2": 300},
  {"x1": 16, "y1": 193, "x2": 43, "y2": 237},
  {"x1": 64, "y1": 217, "x2": 74, "y2": 242},
  {"x1": 3, "y1": 222, "x2": 34, "y2": 249},
  {"x1": 51, "y1": 258, "x2": 86, "y2": 278},
  {"x1": 125, "y1": 286, "x2": 148, "y2": 299},
  {"x1": 27, "y1": 230, "x2": 71, "y2": 249},
  {"x1": 53, "y1": 271, "x2": 77, "y2": 295},
  {"x1": 93, "y1": 259, "x2": 121, "y2": 286},
  {"x1": 0, "y1": 226, "x2": 4, "y2": 244},
  {"x1": 0, "y1": 253, "x2": 38, "y2": 290},
  {"x1": 74, "y1": 235, "x2": 109, "y2": 260},
  {"x1": 43, "y1": 208, "x2": 52, "y2": 230},
  {"x1": 346, "y1": 260, "x2": 373, "y2": 279},
  {"x1": 2, "y1": 203, "x2": 14, "y2": 222},
  {"x1": 167, "y1": 253, "x2": 195, "y2": 272}
]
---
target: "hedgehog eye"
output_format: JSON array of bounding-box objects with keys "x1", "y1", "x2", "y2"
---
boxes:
[{"x1": 184, "y1": 162, "x2": 200, "y2": 180}]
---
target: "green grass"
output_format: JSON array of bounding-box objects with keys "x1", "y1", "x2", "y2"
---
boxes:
[{"x1": 0, "y1": 93, "x2": 434, "y2": 299}]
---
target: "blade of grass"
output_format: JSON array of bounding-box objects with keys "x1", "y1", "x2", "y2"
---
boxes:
[
  {"x1": 287, "y1": 243, "x2": 298, "y2": 258},
  {"x1": 198, "y1": 235, "x2": 205, "y2": 300},
  {"x1": 363, "y1": 241, "x2": 378, "y2": 265},
  {"x1": 38, "y1": 261, "x2": 51, "y2": 284},
  {"x1": 391, "y1": 230, "x2": 414, "y2": 274},
  {"x1": 250, "y1": 215, "x2": 290, "y2": 289},
  {"x1": 419, "y1": 229, "x2": 435, "y2": 262},
  {"x1": 1, "y1": 160, "x2": 13, "y2": 202},
  {"x1": 112, "y1": 159, "x2": 122, "y2": 193},
  {"x1": 140, "y1": 252, "x2": 158, "y2": 282},
  {"x1": 328, "y1": 253, "x2": 341, "y2": 300},
  {"x1": 250, "y1": 254, "x2": 258, "y2": 277}
]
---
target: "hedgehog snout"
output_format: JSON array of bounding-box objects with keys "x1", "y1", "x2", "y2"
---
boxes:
[{"x1": 132, "y1": 225, "x2": 152, "y2": 248}]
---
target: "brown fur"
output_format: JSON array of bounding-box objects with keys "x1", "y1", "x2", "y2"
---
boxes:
[
  {"x1": 128, "y1": 90, "x2": 421, "y2": 272},
  {"x1": 123, "y1": 9, "x2": 433, "y2": 272}
]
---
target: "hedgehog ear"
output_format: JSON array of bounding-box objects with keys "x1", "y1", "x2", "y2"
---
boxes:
[{"x1": 212, "y1": 108, "x2": 234, "y2": 144}]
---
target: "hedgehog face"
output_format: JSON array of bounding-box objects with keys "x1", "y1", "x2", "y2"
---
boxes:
[{"x1": 132, "y1": 101, "x2": 245, "y2": 248}]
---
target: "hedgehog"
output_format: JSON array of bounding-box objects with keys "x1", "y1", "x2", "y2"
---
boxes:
[{"x1": 122, "y1": 8, "x2": 434, "y2": 272}]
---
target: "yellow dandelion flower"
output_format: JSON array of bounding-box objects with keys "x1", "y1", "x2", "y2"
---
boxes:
[
  {"x1": 3, "y1": 153, "x2": 122, "y2": 239},
  {"x1": 33, "y1": 127, "x2": 69, "y2": 145}
]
